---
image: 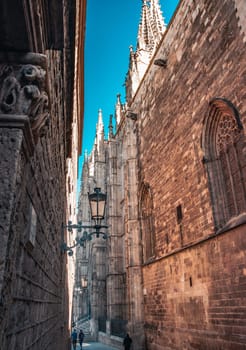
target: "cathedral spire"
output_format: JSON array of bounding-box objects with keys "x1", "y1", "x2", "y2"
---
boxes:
[
  {"x1": 125, "y1": 0, "x2": 166, "y2": 102},
  {"x1": 137, "y1": 0, "x2": 153, "y2": 52},
  {"x1": 84, "y1": 149, "x2": 88, "y2": 164},
  {"x1": 150, "y1": 0, "x2": 166, "y2": 42},
  {"x1": 137, "y1": 0, "x2": 165, "y2": 52},
  {"x1": 115, "y1": 94, "x2": 122, "y2": 126},
  {"x1": 96, "y1": 109, "x2": 104, "y2": 136},
  {"x1": 91, "y1": 108, "x2": 105, "y2": 165},
  {"x1": 80, "y1": 150, "x2": 89, "y2": 197},
  {"x1": 95, "y1": 108, "x2": 104, "y2": 148},
  {"x1": 82, "y1": 151, "x2": 88, "y2": 177},
  {"x1": 108, "y1": 114, "x2": 114, "y2": 139}
]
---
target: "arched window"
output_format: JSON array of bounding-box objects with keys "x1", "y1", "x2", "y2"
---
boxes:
[
  {"x1": 202, "y1": 98, "x2": 246, "y2": 230},
  {"x1": 139, "y1": 183, "x2": 155, "y2": 261}
]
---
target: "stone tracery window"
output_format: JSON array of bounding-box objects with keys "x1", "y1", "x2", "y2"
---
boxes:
[
  {"x1": 202, "y1": 98, "x2": 246, "y2": 230},
  {"x1": 140, "y1": 183, "x2": 155, "y2": 261}
]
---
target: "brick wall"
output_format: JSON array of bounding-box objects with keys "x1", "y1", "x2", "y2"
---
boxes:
[
  {"x1": 143, "y1": 225, "x2": 246, "y2": 350},
  {"x1": 130, "y1": 0, "x2": 246, "y2": 348}
]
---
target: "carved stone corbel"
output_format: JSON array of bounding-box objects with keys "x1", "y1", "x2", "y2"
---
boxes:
[{"x1": 0, "y1": 52, "x2": 50, "y2": 148}]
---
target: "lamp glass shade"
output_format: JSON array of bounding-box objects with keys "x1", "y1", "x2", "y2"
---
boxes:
[
  {"x1": 88, "y1": 187, "x2": 106, "y2": 221},
  {"x1": 81, "y1": 278, "x2": 88, "y2": 288}
]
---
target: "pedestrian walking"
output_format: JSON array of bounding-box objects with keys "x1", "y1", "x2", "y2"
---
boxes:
[
  {"x1": 123, "y1": 333, "x2": 132, "y2": 350},
  {"x1": 79, "y1": 329, "x2": 84, "y2": 349},
  {"x1": 71, "y1": 329, "x2": 78, "y2": 350}
]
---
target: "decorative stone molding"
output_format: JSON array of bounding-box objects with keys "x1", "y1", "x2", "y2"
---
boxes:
[{"x1": 0, "y1": 52, "x2": 50, "y2": 144}]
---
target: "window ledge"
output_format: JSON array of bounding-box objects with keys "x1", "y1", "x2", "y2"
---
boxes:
[{"x1": 217, "y1": 212, "x2": 246, "y2": 234}]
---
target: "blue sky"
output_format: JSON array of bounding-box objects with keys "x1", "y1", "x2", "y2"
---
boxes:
[{"x1": 78, "y1": 0, "x2": 179, "y2": 182}]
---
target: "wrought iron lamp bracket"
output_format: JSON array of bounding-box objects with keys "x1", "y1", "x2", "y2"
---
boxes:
[{"x1": 61, "y1": 222, "x2": 108, "y2": 255}]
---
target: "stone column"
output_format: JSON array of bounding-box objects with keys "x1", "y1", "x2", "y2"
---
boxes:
[
  {"x1": 0, "y1": 52, "x2": 49, "y2": 314},
  {"x1": 124, "y1": 118, "x2": 145, "y2": 350},
  {"x1": 106, "y1": 137, "x2": 126, "y2": 335}
]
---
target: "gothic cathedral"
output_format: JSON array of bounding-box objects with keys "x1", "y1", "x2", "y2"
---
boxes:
[{"x1": 75, "y1": 0, "x2": 246, "y2": 349}]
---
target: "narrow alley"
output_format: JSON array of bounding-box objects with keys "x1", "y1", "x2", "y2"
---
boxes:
[
  {"x1": 1, "y1": 0, "x2": 246, "y2": 349},
  {"x1": 71, "y1": 342, "x2": 119, "y2": 350}
]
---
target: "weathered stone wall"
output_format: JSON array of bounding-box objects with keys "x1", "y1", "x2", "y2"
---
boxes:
[
  {"x1": 75, "y1": 115, "x2": 108, "y2": 339},
  {"x1": 0, "y1": 53, "x2": 70, "y2": 350},
  {"x1": 119, "y1": 119, "x2": 145, "y2": 347},
  {"x1": 129, "y1": 0, "x2": 246, "y2": 348},
  {"x1": 0, "y1": 129, "x2": 23, "y2": 294},
  {"x1": 106, "y1": 135, "x2": 126, "y2": 323}
]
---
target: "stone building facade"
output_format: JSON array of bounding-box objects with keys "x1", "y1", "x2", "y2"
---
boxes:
[
  {"x1": 76, "y1": 0, "x2": 246, "y2": 349},
  {"x1": 0, "y1": 1, "x2": 86, "y2": 349},
  {"x1": 75, "y1": 110, "x2": 108, "y2": 338}
]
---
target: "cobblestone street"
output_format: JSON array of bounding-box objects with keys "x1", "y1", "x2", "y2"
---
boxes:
[{"x1": 71, "y1": 342, "x2": 119, "y2": 350}]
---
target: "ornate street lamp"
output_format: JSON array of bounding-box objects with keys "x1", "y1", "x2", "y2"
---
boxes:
[
  {"x1": 81, "y1": 277, "x2": 88, "y2": 288},
  {"x1": 88, "y1": 187, "x2": 107, "y2": 226},
  {"x1": 62, "y1": 187, "x2": 108, "y2": 255}
]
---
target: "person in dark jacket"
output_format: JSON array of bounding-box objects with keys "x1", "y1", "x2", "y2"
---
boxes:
[
  {"x1": 123, "y1": 333, "x2": 132, "y2": 350},
  {"x1": 79, "y1": 329, "x2": 84, "y2": 349},
  {"x1": 71, "y1": 329, "x2": 77, "y2": 350}
]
